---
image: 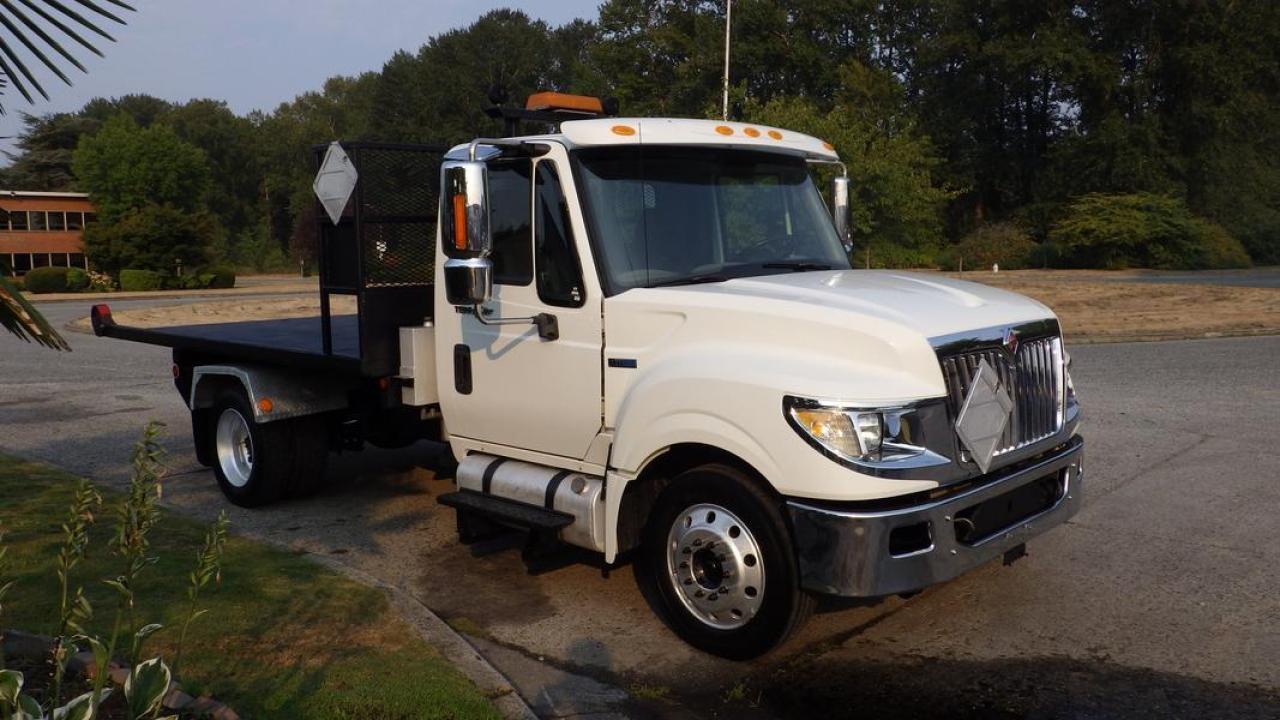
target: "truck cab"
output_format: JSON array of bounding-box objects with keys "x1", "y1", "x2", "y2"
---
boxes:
[{"x1": 94, "y1": 95, "x2": 1083, "y2": 659}]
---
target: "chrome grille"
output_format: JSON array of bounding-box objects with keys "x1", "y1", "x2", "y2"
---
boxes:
[{"x1": 940, "y1": 336, "x2": 1064, "y2": 456}]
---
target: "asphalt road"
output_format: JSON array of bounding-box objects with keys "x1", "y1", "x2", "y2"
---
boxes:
[{"x1": 1, "y1": 298, "x2": 1278, "y2": 719}]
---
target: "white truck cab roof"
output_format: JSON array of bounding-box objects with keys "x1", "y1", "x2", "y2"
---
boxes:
[{"x1": 446, "y1": 117, "x2": 840, "y2": 162}]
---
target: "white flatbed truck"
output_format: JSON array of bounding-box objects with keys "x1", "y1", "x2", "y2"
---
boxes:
[{"x1": 93, "y1": 94, "x2": 1083, "y2": 658}]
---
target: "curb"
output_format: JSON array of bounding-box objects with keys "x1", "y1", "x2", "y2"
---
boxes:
[{"x1": 307, "y1": 554, "x2": 539, "y2": 720}]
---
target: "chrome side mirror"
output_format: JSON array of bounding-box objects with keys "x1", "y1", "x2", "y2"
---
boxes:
[
  {"x1": 831, "y1": 175, "x2": 853, "y2": 253},
  {"x1": 441, "y1": 160, "x2": 493, "y2": 306},
  {"x1": 444, "y1": 257, "x2": 493, "y2": 306}
]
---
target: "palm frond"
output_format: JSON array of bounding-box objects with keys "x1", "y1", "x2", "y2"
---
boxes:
[
  {"x1": 0, "y1": 0, "x2": 132, "y2": 113},
  {"x1": 0, "y1": 268, "x2": 70, "y2": 350}
]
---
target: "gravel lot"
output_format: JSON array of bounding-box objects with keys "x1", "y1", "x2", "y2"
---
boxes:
[{"x1": 1, "y1": 297, "x2": 1277, "y2": 719}]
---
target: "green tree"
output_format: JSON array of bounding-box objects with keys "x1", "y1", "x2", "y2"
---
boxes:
[
  {"x1": 1049, "y1": 193, "x2": 1251, "y2": 270},
  {"x1": 0, "y1": 112, "x2": 101, "y2": 190},
  {"x1": 747, "y1": 88, "x2": 951, "y2": 258},
  {"x1": 162, "y1": 99, "x2": 264, "y2": 239},
  {"x1": 72, "y1": 115, "x2": 211, "y2": 220},
  {"x1": 81, "y1": 204, "x2": 220, "y2": 275}
]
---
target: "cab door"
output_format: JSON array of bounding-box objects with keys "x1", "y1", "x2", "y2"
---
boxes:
[{"x1": 436, "y1": 150, "x2": 603, "y2": 460}]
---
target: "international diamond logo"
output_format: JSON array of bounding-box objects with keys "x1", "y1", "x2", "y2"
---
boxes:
[{"x1": 1002, "y1": 327, "x2": 1020, "y2": 357}]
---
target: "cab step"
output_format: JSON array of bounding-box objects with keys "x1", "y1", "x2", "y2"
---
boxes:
[{"x1": 437, "y1": 489, "x2": 574, "y2": 531}]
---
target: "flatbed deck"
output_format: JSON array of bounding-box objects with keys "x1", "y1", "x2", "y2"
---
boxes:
[{"x1": 92, "y1": 305, "x2": 365, "y2": 375}]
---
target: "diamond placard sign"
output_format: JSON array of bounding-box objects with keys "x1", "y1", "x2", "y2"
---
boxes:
[
  {"x1": 313, "y1": 141, "x2": 358, "y2": 226},
  {"x1": 954, "y1": 358, "x2": 1013, "y2": 473}
]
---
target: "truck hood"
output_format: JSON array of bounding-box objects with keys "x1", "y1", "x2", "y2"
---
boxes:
[
  {"x1": 602, "y1": 269, "x2": 1059, "y2": 413},
  {"x1": 668, "y1": 269, "x2": 1053, "y2": 341}
]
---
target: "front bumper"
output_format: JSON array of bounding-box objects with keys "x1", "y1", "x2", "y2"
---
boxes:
[{"x1": 787, "y1": 435, "x2": 1084, "y2": 597}]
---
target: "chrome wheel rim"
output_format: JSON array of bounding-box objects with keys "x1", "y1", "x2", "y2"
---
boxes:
[
  {"x1": 215, "y1": 408, "x2": 254, "y2": 488},
  {"x1": 666, "y1": 503, "x2": 765, "y2": 630}
]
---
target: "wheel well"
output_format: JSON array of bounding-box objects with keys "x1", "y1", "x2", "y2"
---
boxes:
[
  {"x1": 190, "y1": 373, "x2": 246, "y2": 411},
  {"x1": 615, "y1": 443, "x2": 776, "y2": 555}
]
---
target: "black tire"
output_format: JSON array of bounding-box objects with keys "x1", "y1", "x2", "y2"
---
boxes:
[
  {"x1": 287, "y1": 415, "x2": 330, "y2": 498},
  {"x1": 191, "y1": 408, "x2": 215, "y2": 468},
  {"x1": 639, "y1": 462, "x2": 815, "y2": 659},
  {"x1": 209, "y1": 390, "x2": 294, "y2": 507}
]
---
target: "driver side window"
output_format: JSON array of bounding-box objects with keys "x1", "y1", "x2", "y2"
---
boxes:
[
  {"x1": 487, "y1": 159, "x2": 533, "y2": 285},
  {"x1": 535, "y1": 162, "x2": 585, "y2": 307}
]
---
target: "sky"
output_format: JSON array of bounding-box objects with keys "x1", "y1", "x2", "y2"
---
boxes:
[{"x1": 0, "y1": 0, "x2": 603, "y2": 140}]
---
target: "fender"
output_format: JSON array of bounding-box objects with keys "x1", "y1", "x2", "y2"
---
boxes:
[
  {"x1": 189, "y1": 364, "x2": 350, "y2": 423},
  {"x1": 600, "y1": 345, "x2": 945, "y2": 562}
]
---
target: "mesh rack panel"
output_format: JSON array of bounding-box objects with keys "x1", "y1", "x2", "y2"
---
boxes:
[{"x1": 350, "y1": 144, "x2": 441, "y2": 288}]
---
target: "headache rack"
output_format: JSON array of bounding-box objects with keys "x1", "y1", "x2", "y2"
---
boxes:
[{"x1": 314, "y1": 141, "x2": 446, "y2": 376}]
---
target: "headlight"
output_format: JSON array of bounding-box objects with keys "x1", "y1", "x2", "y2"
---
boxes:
[
  {"x1": 789, "y1": 406, "x2": 882, "y2": 459},
  {"x1": 784, "y1": 396, "x2": 925, "y2": 465}
]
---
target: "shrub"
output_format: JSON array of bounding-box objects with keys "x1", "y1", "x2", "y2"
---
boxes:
[
  {"x1": 1049, "y1": 193, "x2": 1252, "y2": 270},
  {"x1": 64, "y1": 267, "x2": 89, "y2": 291},
  {"x1": 203, "y1": 265, "x2": 236, "y2": 289},
  {"x1": 865, "y1": 243, "x2": 939, "y2": 269},
  {"x1": 82, "y1": 203, "x2": 219, "y2": 275},
  {"x1": 939, "y1": 222, "x2": 1037, "y2": 271},
  {"x1": 119, "y1": 269, "x2": 165, "y2": 291},
  {"x1": 23, "y1": 266, "x2": 71, "y2": 294}
]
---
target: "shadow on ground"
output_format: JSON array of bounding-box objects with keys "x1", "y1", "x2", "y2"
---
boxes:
[{"x1": 707, "y1": 648, "x2": 1280, "y2": 720}]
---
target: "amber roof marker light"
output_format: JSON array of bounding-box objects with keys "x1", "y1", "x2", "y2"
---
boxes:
[{"x1": 525, "y1": 92, "x2": 604, "y2": 115}]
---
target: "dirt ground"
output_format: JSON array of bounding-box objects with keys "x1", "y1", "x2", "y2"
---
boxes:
[
  {"x1": 954, "y1": 269, "x2": 1280, "y2": 342},
  {"x1": 65, "y1": 269, "x2": 1280, "y2": 344}
]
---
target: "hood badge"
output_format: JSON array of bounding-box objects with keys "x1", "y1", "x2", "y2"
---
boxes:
[{"x1": 1002, "y1": 327, "x2": 1020, "y2": 357}]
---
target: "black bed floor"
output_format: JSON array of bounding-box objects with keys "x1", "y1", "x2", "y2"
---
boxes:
[{"x1": 158, "y1": 315, "x2": 359, "y2": 358}]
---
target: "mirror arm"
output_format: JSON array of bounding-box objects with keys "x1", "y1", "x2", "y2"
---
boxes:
[{"x1": 463, "y1": 305, "x2": 560, "y2": 341}]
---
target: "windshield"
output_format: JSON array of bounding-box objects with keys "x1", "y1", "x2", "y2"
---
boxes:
[{"x1": 574, "y1": 146, "x2": 851, "y2": 293}]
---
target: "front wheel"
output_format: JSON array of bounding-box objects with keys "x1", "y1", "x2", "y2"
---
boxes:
[{"x1": 639, "y1": 463, "x2": 815, "y2": 659}]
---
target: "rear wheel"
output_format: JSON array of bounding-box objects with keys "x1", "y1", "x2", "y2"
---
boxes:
[
  {"x1": 211, "y1": 390, "x2": 294, "y2": 507},
  {"x1": 639, "y1": 462, "x2": 815, "y2": 659}
]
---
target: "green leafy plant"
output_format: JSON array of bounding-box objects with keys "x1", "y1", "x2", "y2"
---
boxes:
[
  {"x1": 1049, "y1": 193, "x2": 1252, "y2": 270},
  {"x1": 0, "y1": 423, "x2": 228, "y2": 720},
  {"x1": 65, "y1": 269, "x2": 90, "y2": 292},
  {"x1": 939, "y1": 222, "x2": 1038, "y2": 271},
  {"x1": 200, "y1": 266, "x2": 236, "y2": 290},
  {"x1": 47, "y1": 482, "x2": 102, "y2": 714},
  {"x1": 18, "y1": 267, "x2": 71, "y2": 295},
  {"x1": 171, "y1": 512, "x2": 227, "y2": 679},
  {"x1": 117, "y1": 270, "x2": 164, "y2": 292}
]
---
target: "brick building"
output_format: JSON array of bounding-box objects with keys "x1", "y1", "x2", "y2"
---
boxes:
[{"x1": 0, "y1": 190, "x2": 96, "y2": 275}]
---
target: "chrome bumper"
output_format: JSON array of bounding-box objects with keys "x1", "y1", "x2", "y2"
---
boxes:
[{"x1": 787, "y1": 436, "x2": 1084, "y2": 597}]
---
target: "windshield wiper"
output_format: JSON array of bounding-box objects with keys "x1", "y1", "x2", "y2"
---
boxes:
[
  {"x1": 761, "y1": 261, "x2": 833, "y2": 272},
  {"x1": 648, "y1": 273, "x2": 731, "y2": 288}
]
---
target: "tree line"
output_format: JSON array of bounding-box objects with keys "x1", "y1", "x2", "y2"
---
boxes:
[{"x1": 2, "y1": 0, "x2": 1277, "y2": 275}]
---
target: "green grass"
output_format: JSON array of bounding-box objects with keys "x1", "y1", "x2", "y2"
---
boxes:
[{"x1": 0, "y1": 454, "x2": 500, "y2": 720}]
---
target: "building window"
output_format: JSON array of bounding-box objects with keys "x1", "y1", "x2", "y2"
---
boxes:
[
  {"x1": 13, "y1": 254, "x2": 31, "y2": 274},
  {"x1": 10, "y1": 211, "x2": 28, "y2": 231},
  {"x1": 48, "y1": 212, "x2": 65, "y2": 231},
  {"x1": 29, "y1": 212, "x2": 46, "y2": 231},
  {"x1": 70, "y1": 253, "x2": 86, "y2": 269},
  {"x1": 67, "y1": 212, "x2": 83, "y2": 231},
  {"x1": 32, "y1": 253, "x2": 49, "y2": 268},
  {"x1": 51, "y1": 253, "x2": 69, "y2": 267}
]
